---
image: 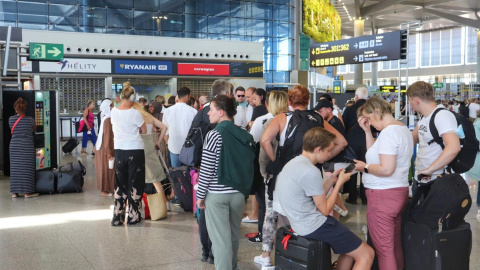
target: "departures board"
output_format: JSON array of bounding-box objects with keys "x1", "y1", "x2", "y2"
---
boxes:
[{"x1": 310, "y1": 31, "x2": 405, "y2": 67}]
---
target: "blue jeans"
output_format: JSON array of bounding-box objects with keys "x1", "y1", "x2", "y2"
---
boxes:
[
  {"x1": 82, "y1": 128, "x2": 97, "y2": 148},
  {"x1": 169, "y1": 151, "x2": 182, "y2": 168}
]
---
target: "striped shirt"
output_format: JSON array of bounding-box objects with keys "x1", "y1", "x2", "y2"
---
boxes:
[{"x1": 196, "y1": 129, "x2": 238, "y2": 199}]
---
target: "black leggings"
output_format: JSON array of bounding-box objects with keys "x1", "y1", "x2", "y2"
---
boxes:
[{"x1": 112, "y1": 149, "x2": 145, "y2": 225}]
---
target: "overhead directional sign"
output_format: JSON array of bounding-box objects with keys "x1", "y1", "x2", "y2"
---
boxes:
[
  {"x1": 310, "y1": 31, "x2": 404, "y2": 67},
  {"x1": 29, "y1": 42, "x2": 64, "y2": 61}
]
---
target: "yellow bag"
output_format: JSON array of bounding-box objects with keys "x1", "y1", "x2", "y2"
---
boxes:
[{"x1": 147, "y1": 192, "x2": 167, "y2": 221}]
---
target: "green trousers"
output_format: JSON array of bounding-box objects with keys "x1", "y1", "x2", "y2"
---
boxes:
[{"x1": 205, "y1": 192, "x2": 245, "y2": 270}]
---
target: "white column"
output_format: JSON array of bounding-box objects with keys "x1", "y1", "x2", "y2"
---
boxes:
[
  {"x1": 371, "y1": 62, "x2": 378, "y2": 86},
  {"x1": 477, "y1": 30, "x2": 480, "y2": 82},
  {"x1": 354, "y1": 19, "x2": 364, "y2": 85}
]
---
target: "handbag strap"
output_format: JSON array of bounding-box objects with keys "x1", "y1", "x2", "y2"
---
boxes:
[{"x1": 11, "y1": 115, "x2": 25, "y2": 135}]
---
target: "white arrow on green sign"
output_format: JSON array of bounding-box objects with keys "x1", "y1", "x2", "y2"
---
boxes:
[{"x1": 29, "y1": 42, "x2": 64, "y2": 60}]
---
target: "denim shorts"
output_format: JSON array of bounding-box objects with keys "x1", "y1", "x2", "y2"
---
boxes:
[{"x1": 304, "y1": 216, "x2": 362, "y2": 254}]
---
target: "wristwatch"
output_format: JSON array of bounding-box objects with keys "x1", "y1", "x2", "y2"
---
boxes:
[{"x1": 364, "y1": 164, "x2": 369, "y2": 173}]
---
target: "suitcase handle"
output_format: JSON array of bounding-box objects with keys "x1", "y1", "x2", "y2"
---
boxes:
[{"x1": 282, "y1": 229, "x2": 298, "y2": 240}]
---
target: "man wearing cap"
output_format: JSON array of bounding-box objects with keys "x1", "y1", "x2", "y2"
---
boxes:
[{"x1": 315, "y1": 97, "x2": 345, "y2": 136}]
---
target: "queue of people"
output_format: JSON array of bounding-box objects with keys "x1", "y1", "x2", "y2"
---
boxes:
[{"x1": 8, "y1": 80, "x2": 480, "y2": 270}]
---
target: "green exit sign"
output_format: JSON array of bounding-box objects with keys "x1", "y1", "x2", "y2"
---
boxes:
[
  {"x1": 433, "y1": 82, "x2": 444, "y2": 88},
  {"x1": 29, "y1": 42, "x2": 64, "y2": 60}
]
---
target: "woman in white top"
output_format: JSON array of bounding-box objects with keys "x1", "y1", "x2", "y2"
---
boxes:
[
  {"x1": 110, "y1": 85, "x2": 147, "y2": 226},
  {"x1": 353, "y1": 96, "x2": 413, "y2": 270}
]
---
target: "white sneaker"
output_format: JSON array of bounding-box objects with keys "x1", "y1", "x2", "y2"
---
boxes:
[
  {"x1": 242, "y1": 216, "x2": 258, "y2": 223},
  {"x1": 166, "y1": 202, "x2": 171, "y2": 211},
  {"x1": 476, "y1": 213, "x2": 480, "y2": 223},
  {"x1": 254, "y1": 255, "x2": 271, "y2": 266}
]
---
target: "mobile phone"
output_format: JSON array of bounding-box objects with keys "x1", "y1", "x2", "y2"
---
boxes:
[
  {"x1": 417, "y1": 174, "x2": 430, "y2": 181},
  {"x1": 343, "y1": 156, "x2": 356, "y2": 163},
  {"x1": 344, "y1": 163, "x2": 355, "y2": 173}
]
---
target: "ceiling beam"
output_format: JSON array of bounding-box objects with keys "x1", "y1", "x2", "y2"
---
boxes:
[
  {"x1": 354, "y1": 0, "x2": 362, "y2": 18},
  {"x1": 361, "y1": 0, "x2": 406, "y2": 17},
  {"x1": 424, "y1": 8, "x2": 480, "y2": 29}
]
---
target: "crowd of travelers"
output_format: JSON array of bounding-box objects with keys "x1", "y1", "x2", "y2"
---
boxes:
[{"x1": 8, "y1": 79, "x2": 480, "y2": 270}]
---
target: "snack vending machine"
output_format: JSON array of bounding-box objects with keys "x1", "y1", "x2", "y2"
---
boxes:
[{"x1": 2, "y1": 90, "x2": 58, "y2": 175}]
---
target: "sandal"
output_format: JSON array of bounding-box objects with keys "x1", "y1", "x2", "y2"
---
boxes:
[
  {"x1": 11, "y1": 193, "x2": 18, "y2": 198},
  {"x1": 332, "y1": 260, "x2": 338, "y2": 269},
  {"x1": 25, "y1": 193, "x2": 39, "y2": 198}
]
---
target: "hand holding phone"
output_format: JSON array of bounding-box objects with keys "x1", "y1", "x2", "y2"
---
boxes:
[{"x1": 344, "y1": 163, "x2": 355, "y2": 174}]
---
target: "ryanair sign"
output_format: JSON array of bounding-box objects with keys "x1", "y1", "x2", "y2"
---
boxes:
[{"x1": 114, "y1": 60, "x2": 172, "y2": 75}]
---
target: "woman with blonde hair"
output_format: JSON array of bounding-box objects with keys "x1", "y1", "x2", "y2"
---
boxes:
[
  {"x1": 353, "y1": 95, "x2": 413, "y2": 269},
  {"x1": 110, "y1": 85, "x2": 146, "y2": 225}
]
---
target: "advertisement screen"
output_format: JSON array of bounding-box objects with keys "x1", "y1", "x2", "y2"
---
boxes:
[
  {"x1": 177, "y1": 63, "x2": 230, "y2": 76},
  {"x1": 302, "y1": 0, "x2": 341, "y2": 43}
]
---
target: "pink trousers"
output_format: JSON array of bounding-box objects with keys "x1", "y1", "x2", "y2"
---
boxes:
[{"x1": 366, "y1": 187, "x2": 409, "y2": 270}]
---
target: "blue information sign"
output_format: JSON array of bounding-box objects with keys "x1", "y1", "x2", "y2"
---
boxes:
[{"x1": 114, "y1": 60, "x2": 172, "y2": 75}]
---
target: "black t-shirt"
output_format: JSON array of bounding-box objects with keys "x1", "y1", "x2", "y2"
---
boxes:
[
  {"x1": 251, "y1": 104, "x2": 268, "y2": 122},
  {"x1": 328, "y1": 115, "x2": 345, "y2": 136}
]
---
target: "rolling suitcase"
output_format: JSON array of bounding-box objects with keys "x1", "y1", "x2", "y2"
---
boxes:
[
  {"x1": 275, "y1": 226, "x2": 332, "y2": 270},
  {"x1": 404, "y1": 221, "x2": 472, "y2": 270},
  {"x1": 62, "y1": 138, "x2": 79, "y2": 154},
  {"x1": 158, "y1": 151, "x2": 193, "y2": 212},
  {"x1": 35, "y1": 170, "x2": 57, "y2": 194},
  {"x1": 56, "y1": 161, "x2": 85, "y2": 193}
]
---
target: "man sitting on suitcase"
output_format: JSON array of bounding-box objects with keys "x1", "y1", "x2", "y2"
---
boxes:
[{"x1": 276, "y1": 127, "x2": 374, "y2": 269}]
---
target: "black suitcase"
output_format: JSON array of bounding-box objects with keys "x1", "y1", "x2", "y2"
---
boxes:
[
  {"x1": 404, "y1": 221, "x2": 472, "y2": 270},
  {"x1": 168, "y1": 166, "x2": 193, "y2": 212},
  {"x1": 275, "y1": 226, "x2": 332, "y2": 270},
  {"x1": 35, "y1": 170, "x2": 57, "y2": 194},
  {"x1": 56, "y1": 161, "x2": 85, "y2": 193},
  {"x1": 62, "y1": 138, "x2": 79, "y2": 154}
]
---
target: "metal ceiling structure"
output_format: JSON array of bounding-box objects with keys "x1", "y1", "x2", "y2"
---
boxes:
[{"x1": 332, "y1": 0, "x2": 480, "y2": 36}]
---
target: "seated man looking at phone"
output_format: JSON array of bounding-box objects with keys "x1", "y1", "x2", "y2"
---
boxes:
[{"x1": 276, "y1": 127, "x2": 374, "y2": 270}]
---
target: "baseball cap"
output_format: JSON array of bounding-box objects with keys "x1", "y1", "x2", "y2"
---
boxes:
[{"x1": 314, "y1": 99, "x2": 333, "y2": 111}]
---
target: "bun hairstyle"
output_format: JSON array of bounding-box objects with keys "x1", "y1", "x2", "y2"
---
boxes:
[
  {"x1": 121, "y1": 86, "x2": 136, "y2": 102},
  {"x1": 13, "y1": 97, "x2": 27, "y2": 114},
  {"x1": 211, "y1": 95, "x2": 237, "y2": 119}
]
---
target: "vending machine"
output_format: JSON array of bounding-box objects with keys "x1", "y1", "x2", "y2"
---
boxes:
[{"x1": 2, "y1": 90, "x2": 58, "y2": 175}]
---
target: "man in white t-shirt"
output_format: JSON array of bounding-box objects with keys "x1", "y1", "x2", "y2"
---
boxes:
[
  {"x1": 162, "y1": 86, "x2": 198, "y2": 167},
  {"x1": 408, "y1": 81, "x2": 460, "y2": 194},
  {"x1": 468, "y1": 98, "x2": 480, "y2": 122}
]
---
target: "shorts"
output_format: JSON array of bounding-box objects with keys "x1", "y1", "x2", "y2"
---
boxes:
[{"x1": 304, "y1": 216, "x2": 362, "y2": 254}]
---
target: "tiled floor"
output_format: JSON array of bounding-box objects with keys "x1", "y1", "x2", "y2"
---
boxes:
[{"x1": 0, "y1": 144, "x2": 479, "y2": 270}]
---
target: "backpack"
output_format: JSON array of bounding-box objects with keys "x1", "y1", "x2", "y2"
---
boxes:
[
  {"x1": 266, "y1": 110, "x2": 324, "y2": 199},
  {"x1": 428, "y1": 108, "x2": 479, "y2": 173},
  {"x1": 403, "y1": 173, "x2": 471, "y2": 231},
  {"x1": 458, "y1": 105, "x2": 469, "y2": 119}
]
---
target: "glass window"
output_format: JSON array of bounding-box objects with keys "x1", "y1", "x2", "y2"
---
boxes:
[
  {"x1": 0, "y1": 1, "x2": 17, "y2": 22},
  {"x1": 206, "y1": 0, "x2": 230, "y2": 16},
  {"x1": 390, "y1": 60, "x2": 398, "y2": 69},
  {"x1": 250, "y1": 19, "x2": 271, "y2": 37},
  {"x1": 263, "y1": 37, "x2": 272, "y2": 54},
  {"x1": 50, "y1": 0, "x2": 78, "y2": 4},
  {"x1": 252, "y1": 2, "x2": 272, "y2": 20},
  {"x1": 48, "y1": 24, "x2": 79, "y2": 32},
  {"x1": 49, "y1": 4, "x2": 78, "y2": 26},
  {"x1": 78, "y1": 26, "x2": 106, "y2": 33},
  {"x1": 108, "y1": 0, "x2": 132, "y2": 10},
  {"x1": 18, "y1": 22, "x2": 47, "y2": 30},
  {"x1": 363, "y1": 62, "x2": 371, "y2": 72},
  {"x1": 106, "y1": 28, "x2": 133, "y2": 35},
  {"x1": 18, "y1": 2, "x2": 47, "y2": 24},
  {"x1": 160, "y1": 0, "x2": 185, "y2": 14},
  {"x1": 382, "y1": 61, "x2": 390, "y2": 70},
  {"x1": 208, "y1": 16, "x2": 229, "y2": 34},
  {"x1": 272, "y1": 37, "x2": 292, "y2": 54},
  {"x1": 272, "y1": 54, "x2": 292, "y2": 71},
  {"x1": 230, "y1": 1, "x2": 251, "y2": 18},
  {"x1": 337, "y1": 65, "x2": 347, "y2": 74},
  {"x1": 272, "y1": 71, "x2": 290, "y2": 83},
  {"x1": 272, "y1": 4, "x2": 291, "y2": 22},
  {"x1": 264, "y1": 54, "x2": 272, "y2": 71},
  {"x1": 264, "y1": 71, "x2": 273, "y2": 84},
  {"x1": 430, "y1": 31, "x2": 440, "y2": 66},
  {"x1": 134, "y1": 11, "x2": 159, "y2": 31},
  {"x1": 421, "y1": 32, "x2": 430, "y2": 66},
  {"x1": 230, "y1": 17, "x2": 247, "y2": 35},
  {"x1": 185, "y1": 14, "x2": 206, "y2": 33},
  {"x1": 134, "y1": 0, "x2": 160, "y2": 11},
  {"x1": 273, "y1": 0, "x2": 292, "y2": 4},
  {"x1": 466, "y1": 27, "x2": 477, "y2": 64},
  {"x1": 408, "y1": 34, "x2": 417, "y2": 68},
  {"x1": 440, "y1": 29, "x2": 451, "y2": 65},
  {"x1": 82, "y1": 0, "x2": 105, "y2": 8},
  {"x1": 106, "y1": 8, "x2": 133, "y2": 29},
  {"x1": 207, "y1": 33, "x2": 230, "y2": 40},
  {"x1": 451, "y1": 27, "x2": 462, "y2": 64},
  {"x1": 161, "y1": 31, "x2": 185, "y2": 38},
  {"x1": 161, "y1": 14, "x2": 184, "y2": 32},
  {"x1": 230, "y1": 35, "x2": 251, "y2": 41},
  {"x1": 78, "y1": 6, "x2": 106, "y2": 27},
  {"x1": 273, "y1": 21, "x2": 290, "y2": 38}
]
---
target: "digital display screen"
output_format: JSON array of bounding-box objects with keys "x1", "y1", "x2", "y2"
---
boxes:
[{"x1": 310, "y1": 31, "x2": 404, "y2": 67}]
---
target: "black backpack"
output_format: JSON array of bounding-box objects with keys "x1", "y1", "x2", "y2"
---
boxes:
[
  {"x1": 266, "y1": 110, "x2": 324, "y2": 199},
  {"x1": 428, "y1": 108, "x2": 479, "y2": 173},
  {"x1": 403, "y1": 173, "x2": 471, "y2": 231},
  {"x1": 458, "y1": 105, "x2": 469, "y2": 119}
]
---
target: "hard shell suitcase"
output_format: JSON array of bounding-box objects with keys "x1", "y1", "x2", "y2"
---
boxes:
[
  {"x1": 158, "y1": 150, "x2": 193, "y2": 212},
  {"x1": 275, "y1": 226, "x2": 332, "y2": 270},
  {"x1": 56, "y1": 161, "x2": 85, "y2": 193},
  {"x1": 35, "y1": 170, "x2": 57, "y2": 194},
  {"x1": 62, "y1": 138, "x2": 79, "y2": 154},
  {"x1": 404, "y1": 221, "x2": 472, "y2": 270}
]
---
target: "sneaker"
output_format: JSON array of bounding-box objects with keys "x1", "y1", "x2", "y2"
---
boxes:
[
  {"x1": 200, "y1": 255, "x2": 208, "y2": 262},
  {"x1": 476, "y1": 213, "x2": 480, "y2": 223},
  {"x1": 207, "y1": 257, "x2": 214, "y2": 264},
  {"x1": 339, "y1": 212, "x2": 352, "y2": 223},
  {"x1": 166, "y1": 202, "x2": 171, "y2": 211},
  {"x1": 245, "y1": 232, "x2": 258, "y2": 238},
  {"x1": 253, "y1": 254, "x2": 271, "y2": 266},
  {"x1": 242, "y1": 216, "x2": 258, "y2": 223},
  {"x1": 249, "y1": 233, "x2": 262, "y2": 243}
]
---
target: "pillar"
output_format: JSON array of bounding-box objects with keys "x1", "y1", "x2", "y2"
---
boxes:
[
  {"x1": 185, "y1": 0, "x2": 196, "y2": 38},
  {"x1": 353, "y1": 19, "x2": 364, "y2": 85},
  {"x1": 371, "y1": 62, "x2": 378, "y2": 86},
  {"x1": 477, "y1": 30, "x2": 480, "y2": 83}
]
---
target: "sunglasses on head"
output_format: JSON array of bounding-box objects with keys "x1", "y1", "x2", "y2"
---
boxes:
[{"x1": 237, "y1": 95, "x2": 245, "y2": 97}]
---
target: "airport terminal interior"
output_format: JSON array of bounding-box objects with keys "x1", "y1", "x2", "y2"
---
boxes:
[{"x1": 1, "y1": 0, "x2": 480, "y2": 269}]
